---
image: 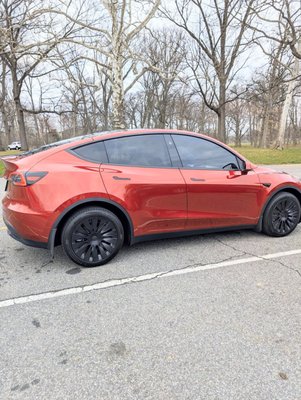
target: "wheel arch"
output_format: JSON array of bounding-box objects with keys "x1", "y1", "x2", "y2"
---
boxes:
[
  {"x1": 49, "y1": 198, "x2": 134, "y2": 253},
  {"x1": 256, "y1": 186, "x2": 301, "y2": 232}
]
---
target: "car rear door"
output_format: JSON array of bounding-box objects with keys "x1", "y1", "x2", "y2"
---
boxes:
[
  {"x1": 171, "y1": 134, "x2": 265, "y2": 230},
  {"x1": 100, "y1": 134, "x2": 187, "y2": 237}
]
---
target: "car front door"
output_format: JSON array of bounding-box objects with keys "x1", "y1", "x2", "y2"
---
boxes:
[
  {"x1": 100, "y1": 134, "x2": 187, "y2": 237},
  {"x1": 171, "y1": 134, "x2": 265, "y2": 230}
]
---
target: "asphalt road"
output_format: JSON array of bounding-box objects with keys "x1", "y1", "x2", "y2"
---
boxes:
[{"x1": 0, "y1": 165, "x2": 301, "y2": 400}]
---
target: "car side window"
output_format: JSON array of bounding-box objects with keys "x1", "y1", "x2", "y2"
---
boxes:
[
  {"x1": 104, "y1": 135, "x2": 171, "y2": 167},
  {"x1": 71, "y1": 141, "x2": 108, "y2": 163},
  {"x1": 172, "y1": 135, "x2": 240, "y2": 170}
]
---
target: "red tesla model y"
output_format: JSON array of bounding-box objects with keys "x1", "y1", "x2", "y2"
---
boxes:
[{"x1": 1, "y1": 129, "x2": 301, "y2": 267}]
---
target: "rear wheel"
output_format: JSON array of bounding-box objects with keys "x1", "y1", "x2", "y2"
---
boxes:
[
  {"x1": 262, "y1": 192, "x2": 301, "y2": 237},
  {"x1": 62, "y1": 207, "x2": 124, "y2": 267}
]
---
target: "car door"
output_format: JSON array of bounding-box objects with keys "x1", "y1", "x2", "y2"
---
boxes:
[
  {"x1": 171, "y1": 134, "x2": 265, "y2": 230},
  {"x1": 100, "y1": 134, "x2": 187, "y2": 237}
]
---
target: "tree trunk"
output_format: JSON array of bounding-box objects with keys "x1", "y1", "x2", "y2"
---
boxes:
[
  {"x1": 218, "y1": 82, "x2": 226, "y2": 142},
  {"x1": 234, "y1": 116, "x2": 241, "y2": 146},
  {"x1": 1, "y1": 63, "x2": 12, "y2": 146},
  {"x1": 199, "y1": 101, "x2": 205, "y2": 133},
  {"x1": 31, "y1": 113, "x2": 41, "y2": 145},
  {"x1": 275, "y1": 40, "x2": 300, "y2": 150},
  {"x1": 12, "y1": 69, "x2": 29, "y2": 150},
  {"x1": 0, "y1": 131, "x2": 4, "y2": 150},
  {"x1": 14, "y1": 98, "x2": 28, "y2": 150},
  {"x1": 28, "y1": 88, "x2": 41, "y2": 145},
  {"x1": 259, "y1": 106, "x2": 270, "y2": 148},
  {"x1": 275, "y1": 81, "x2": 295, "y2": 149},
  {"x1": 111, "y1": 58, "x2": 125, "y2": 129},
  {"x1": 1, "y1": 107, "x2": 12, "y2": 146}
]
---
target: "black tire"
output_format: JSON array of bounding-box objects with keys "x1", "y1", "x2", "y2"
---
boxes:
[
  {"x1": 61, "y1": 207, "x2": 124, "y2": 267},
  {"x1": 262, "y1": 192, "x2": 301, "y2": 237}
]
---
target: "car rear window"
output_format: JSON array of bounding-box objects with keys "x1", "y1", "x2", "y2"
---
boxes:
[
  {"x1": 71, "y1": 141, "x2": 108, "y2": 163},
  {"x1": 104, "y1": 135, "x2": 171, "y2": 167}
]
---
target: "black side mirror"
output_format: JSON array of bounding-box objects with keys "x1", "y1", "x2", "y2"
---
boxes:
[{"x1": 241, "y1": 160, "x2": 253, "y2": 174}]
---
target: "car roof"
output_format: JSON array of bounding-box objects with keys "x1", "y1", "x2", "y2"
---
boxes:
[
  {"x1": 87, "y1": 129, "x2": 216, "y2": 145},
  {"x1": 88, "y1": 129, "x2": 244, "y2": 157},
  {"x1": 85, "y1": 129, "x2": 249, "y2": 163},
  {"x1": 12, "y1": 129, "x2": 248, "y2": 165}
]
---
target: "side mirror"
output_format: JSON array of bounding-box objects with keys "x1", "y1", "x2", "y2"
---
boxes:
[{"x1": 242, "y1": 160, "x2": 253, "y2": 174}]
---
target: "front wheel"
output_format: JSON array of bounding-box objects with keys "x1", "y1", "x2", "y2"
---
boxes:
[
  {"x1": 62, "y1": 207, "x2": 124, "y2": 267},
  {"x1": 262, "y1": 192, "x2": 301, "y2": 237}
]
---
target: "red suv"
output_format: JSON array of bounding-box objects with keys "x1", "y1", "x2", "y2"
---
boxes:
[{"x1": 2, "y1": 129, "x2": 301, "y2": 267}]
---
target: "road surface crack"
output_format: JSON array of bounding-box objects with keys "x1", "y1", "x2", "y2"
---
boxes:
[{"x1": 214, "y1": 236, "x2": 301, "y2": 279}]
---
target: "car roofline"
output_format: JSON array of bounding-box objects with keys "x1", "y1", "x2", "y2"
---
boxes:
[
  {"x1": 88, "y1": 129, "x2": 252, "y2": 166},
  {"x1": 13, "y1": 129, "x2": 253, "y2": 168}
]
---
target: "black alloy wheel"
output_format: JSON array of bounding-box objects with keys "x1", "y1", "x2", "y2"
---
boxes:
[
  {"x1": 62, "y1": 207, "x2": 124, "y2": 267},
  {"x1": 263, "y1": 192, "x2": 301, "y2": 237}
]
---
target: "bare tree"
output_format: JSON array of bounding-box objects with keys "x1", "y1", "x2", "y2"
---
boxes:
[
  {"x1": 51, "y1": 45, "x2": 114, "y2": 135},
  {"x1": 0, "y1": 60, "x2": 13, "y2": 146},
  {"x1": 259, "y1": 43, "x2": 286, "y2": 148},
  {"x1": 274, "y1": 38, "x2": 301, "y2": 149},
  {"x1": 161, "y1": 0, "x2": 257, "y2": 142},
  {"x1": 41, "y1": 0, "x2": 160, "y2": 129},
  {"x1": 251, "y1": 0, "x2": 301, "y2": 59},
  {"x1": 132, "y1": 28, "x2": 186, "y2": 128},
  {"x1": 250, "y1": 1, "x2": 301, "y2": 148},
  {"x1": 0, "y1": 0, "x2": 79, "y2": 149},
  {"x1": 227, "y1": 88, "x2": 249, "y2": 146}
]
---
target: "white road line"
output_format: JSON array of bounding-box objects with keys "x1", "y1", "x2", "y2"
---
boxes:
[
  {"x1": 0, "y1": 249, "x2": 300, "y2": 309},
  {"x1": 0, "y1": 226, "x2": 6, "y2": 231}
]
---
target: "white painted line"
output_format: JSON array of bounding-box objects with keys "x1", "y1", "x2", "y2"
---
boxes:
[
  {"x1": 0, "y1": 249, "x2": 300, "y2": 309},
  {"x1": 0, "y1": 226, "x2": 6, "y2": 231}
]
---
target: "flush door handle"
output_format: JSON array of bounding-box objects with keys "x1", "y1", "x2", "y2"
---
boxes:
[
  {"x1": 190, "y1": 177, "x2": 206, "y2": 182},
  {"x1": 113, "y1": 176, "x2": 131, "y2": 181}
]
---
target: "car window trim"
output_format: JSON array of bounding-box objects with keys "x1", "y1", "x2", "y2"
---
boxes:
[
  {"x1": 67, "y1": 132, "x2": 246, "y2": 170},
  {"x1": 171, "y1": 133, "x2": 245, "y2": 171},
  {"x1": 103, "y1": 133, "x2": 173, "y2": 169},
  {"x1": 67, "y1": 141, "x2": 109, "y2": 164},
  {"x1": 67, "y1": 135, "x2": 176, "y2": 168},
  {"x1": 164, "y1": 134, "x2": 183, "y2": 168}
]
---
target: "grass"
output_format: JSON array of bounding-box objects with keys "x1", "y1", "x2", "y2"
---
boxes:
[
  {"x1": 0, "y1": 150, "x2": 21, "y2": 177},
  {"x1": 231, "y1": 145, "x2": 301, "y2": 165}
]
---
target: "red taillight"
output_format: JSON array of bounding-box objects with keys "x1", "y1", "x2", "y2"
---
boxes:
[
  {"x1": 10, "y1": 173, "x2": 27, "y2": 186},
  {"x1": 25, "y1": 171, "x2": 48, "y2": 186},
  {"x1": 9, "y1": 171, "x2": 48, "y2": 186}
]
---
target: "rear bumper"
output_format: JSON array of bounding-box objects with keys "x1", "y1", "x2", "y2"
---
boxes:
[
  {"x1": 2, "y1": 194, "x2": 61, "y2": 257},
  {"x1": 3, "y1": 217, "x2": 48, "y2": 249},
  {"x1": 2, "y1": 194, "x2": 52, "y2": 242}
]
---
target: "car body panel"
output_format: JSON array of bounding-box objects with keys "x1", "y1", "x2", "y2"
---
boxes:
[
  {"x1": 2, "y1": 150, "x2": 108, "y2": 243},
  {"x1": 1, "y1": 129, "x2": 301, "y2": 253},
  {"x1": 179, "y1": 168, "x2": 265, "y2": 229},
  {"x1": 100, "y1": 165, "x2": 187, "y2": 236},
  {"x1": 253, "y1": 165, "x2": 301, "y2": 197}
]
